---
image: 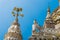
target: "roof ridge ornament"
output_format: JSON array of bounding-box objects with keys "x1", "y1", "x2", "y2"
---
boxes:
[{"x1": 12, "y1": 7, "x2": 24, "y2": 23}]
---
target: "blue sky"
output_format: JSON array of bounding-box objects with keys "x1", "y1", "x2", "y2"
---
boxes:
[{"x1": 0, "y1": 0, "x2": 59, "y2": 40}]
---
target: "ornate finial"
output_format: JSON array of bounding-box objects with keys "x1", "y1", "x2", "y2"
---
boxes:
[
  {"x1": 47, "y1": 3, "x2": 50, "y2": 12},
  {"x1": 12, "y1": 7, "x2": 24, "y2": 22},
  {"x1": 47, "y1": 7, "x2": 50, "y2": 12},
  {"x1": 46, "y1": 4, "x2": 51, "y2": 19}
]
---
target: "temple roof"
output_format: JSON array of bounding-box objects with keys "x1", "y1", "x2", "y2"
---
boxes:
[{"x1": 52, "y1": 7, "x2": 60, "y2": 15}]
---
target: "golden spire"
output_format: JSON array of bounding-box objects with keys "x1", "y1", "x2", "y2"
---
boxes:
[
  {"x1": 4, "y1": 7, "x2": 24, "y2": 40},
  {"x1": 12, "y1": 7, "x2": 24, "y2": 23}
]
